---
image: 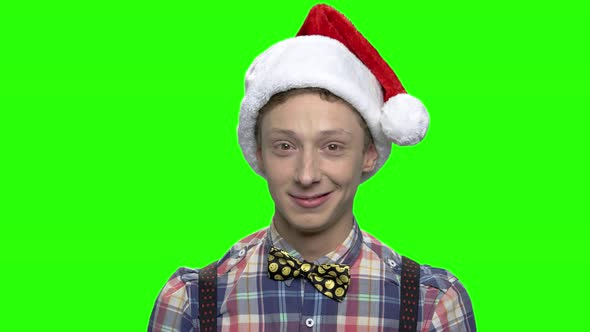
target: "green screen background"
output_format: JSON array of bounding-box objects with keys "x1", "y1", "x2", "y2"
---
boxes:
[{"x1": 1, "y1": 1, "x2": 588, "y2": 331}]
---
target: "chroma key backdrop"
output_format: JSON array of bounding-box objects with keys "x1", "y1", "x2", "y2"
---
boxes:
[{"x1": 1, "y1": 1, "x2": 588, "y2": 331}]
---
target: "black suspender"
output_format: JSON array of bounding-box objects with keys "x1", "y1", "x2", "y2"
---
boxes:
[
  {"x1": 399, "y1": 256, "x2": 421, "y2": 332},
  {"x1": 198, "y1": 262, "x2": 217, "y2": 332},
  {"x1": 197, "y1": 257, "x2": 421, "y2": 332}
]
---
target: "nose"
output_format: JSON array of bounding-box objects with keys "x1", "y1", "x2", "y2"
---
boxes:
[{"x1": 295, "y1": 149, "x2": 321, "y2": 186}]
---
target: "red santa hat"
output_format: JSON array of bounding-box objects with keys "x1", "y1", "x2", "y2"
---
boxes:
[{"x1": 238, "y1": 4, "x2": 429, "y2": 182}]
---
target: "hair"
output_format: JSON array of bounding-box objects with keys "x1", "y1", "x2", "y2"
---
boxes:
[{"x1": 254, "y1": 87, "x2": 374, "y2": 152}]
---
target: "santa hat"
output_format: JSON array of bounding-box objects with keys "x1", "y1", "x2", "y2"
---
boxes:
[{"x1": 238, "y1": 4, "x2": 429, "y2": 182}]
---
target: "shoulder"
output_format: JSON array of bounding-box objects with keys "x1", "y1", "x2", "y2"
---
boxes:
[
  {"x1": 360, "y1": 230, "x2": 475, "y2": 330},
  {"x1": 216, "y1": 227, "x2": 268, "y2": 274},
  {"x1": 160, "y1": 227, "x2": 268, "y2": 285},
  {"x1": 360, "y1": 230, "x2": 465, "y2": 293},
  {"x1": 148, "y1": 228, "x2": 269, "y2": 331},
  {"x1": 156, "y1": 267, "x2": 200, "y2": 299},
  {"x1": 148, "y1": 267, "x2": 199, "y2": 331}
]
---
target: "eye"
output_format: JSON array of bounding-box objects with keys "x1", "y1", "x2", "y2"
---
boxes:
[
  {"x1": 326, "y1": 143, "x2": 342, "y2": 151},
  {"x1": 273, "y1": 142, "x2": 294, "y2": 151}
]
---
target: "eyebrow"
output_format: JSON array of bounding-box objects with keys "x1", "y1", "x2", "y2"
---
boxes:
[{"x1": 269, "y1": 128, "x2": 353, "y2": 139}]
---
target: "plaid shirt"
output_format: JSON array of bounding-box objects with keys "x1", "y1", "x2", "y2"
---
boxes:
[{"x1": 148, "y1": 218, "x2": 476, "y2": 331}]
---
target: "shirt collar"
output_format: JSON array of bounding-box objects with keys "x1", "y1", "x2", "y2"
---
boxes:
[{"x1": 265, "y1": 216, "x2": 363, "y2": 266}]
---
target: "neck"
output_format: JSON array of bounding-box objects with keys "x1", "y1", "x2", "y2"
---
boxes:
[{"x1": 272, "y1": 212, "x2": 354, "y2": 262}]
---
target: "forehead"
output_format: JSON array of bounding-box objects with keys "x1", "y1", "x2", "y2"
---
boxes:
[{"x1": 261, "y1": 93, "x2": 364, "y2": 137}]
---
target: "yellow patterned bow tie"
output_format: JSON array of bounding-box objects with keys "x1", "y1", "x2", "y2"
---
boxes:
[{"x1": 267, "y1": 246, "x2": 351, "y2": 302}]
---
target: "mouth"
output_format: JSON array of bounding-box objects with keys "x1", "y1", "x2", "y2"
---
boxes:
[
  {"x1": 289, "y1": 192, "x2": 333, "y2": 208},
  {"x1": 290, "y1": 192, "x2": 331, "y2": 199}
]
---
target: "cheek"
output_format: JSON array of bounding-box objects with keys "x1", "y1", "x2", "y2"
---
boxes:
[
  {"x1": 263, "y1": 158, "x2": 293, "y2": 184},
  {"x1": 323, "y1": 158, "x2": 362, "y2": 181}
]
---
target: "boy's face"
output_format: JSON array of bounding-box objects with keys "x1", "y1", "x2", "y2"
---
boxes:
[{"x1": 256, "y1": 92, "x2": 378, "y2": 236}]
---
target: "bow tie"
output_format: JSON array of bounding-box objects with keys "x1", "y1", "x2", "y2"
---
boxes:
[{"x1": 267, "y1": 246, "x2": 351, "y2": 302}]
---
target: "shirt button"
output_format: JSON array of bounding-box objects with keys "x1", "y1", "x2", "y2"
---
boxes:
[
  {"x1": 238, "y1": 248, "x2": 246, "y2": 257},
  {"x1": 305, "y1": 318, "x2": 314, "y2": 327}
]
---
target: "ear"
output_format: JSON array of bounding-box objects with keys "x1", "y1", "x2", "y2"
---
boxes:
[{"x1": 362, "y1": 143, "x2": 378, "y2": 173}]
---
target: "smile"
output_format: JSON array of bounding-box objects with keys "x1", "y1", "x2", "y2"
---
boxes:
[{"x1": 289, "y1": 192, "x2": 332, "y2": 208}]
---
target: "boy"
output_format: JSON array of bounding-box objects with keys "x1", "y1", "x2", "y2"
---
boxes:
[{"x1": 149, "y1": 4, "x2": 475, "y2": 331}]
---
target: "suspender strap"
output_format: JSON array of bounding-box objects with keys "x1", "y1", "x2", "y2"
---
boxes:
[
  {"x1": 198, "y1": 262, "x2": 218, "y2": 332},
  {"x1": 399, "y1": 256, "x2": 421, "y2": 332},
  {"x1": 197, "y1": 258, "x2": 419, "y2": 331}
]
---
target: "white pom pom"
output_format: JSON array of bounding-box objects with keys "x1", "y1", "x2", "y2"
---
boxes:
[{"x1": 380, "y1": 93, "x2": 430, "y2": 146}]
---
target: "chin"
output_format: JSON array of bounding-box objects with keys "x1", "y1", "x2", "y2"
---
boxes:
[
  {"x1": 284, "y1": 214, "x2": 333, "y2": 234},
  {"x1": 278, "y1": 204, "x2": 342, "y2": 235}
]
